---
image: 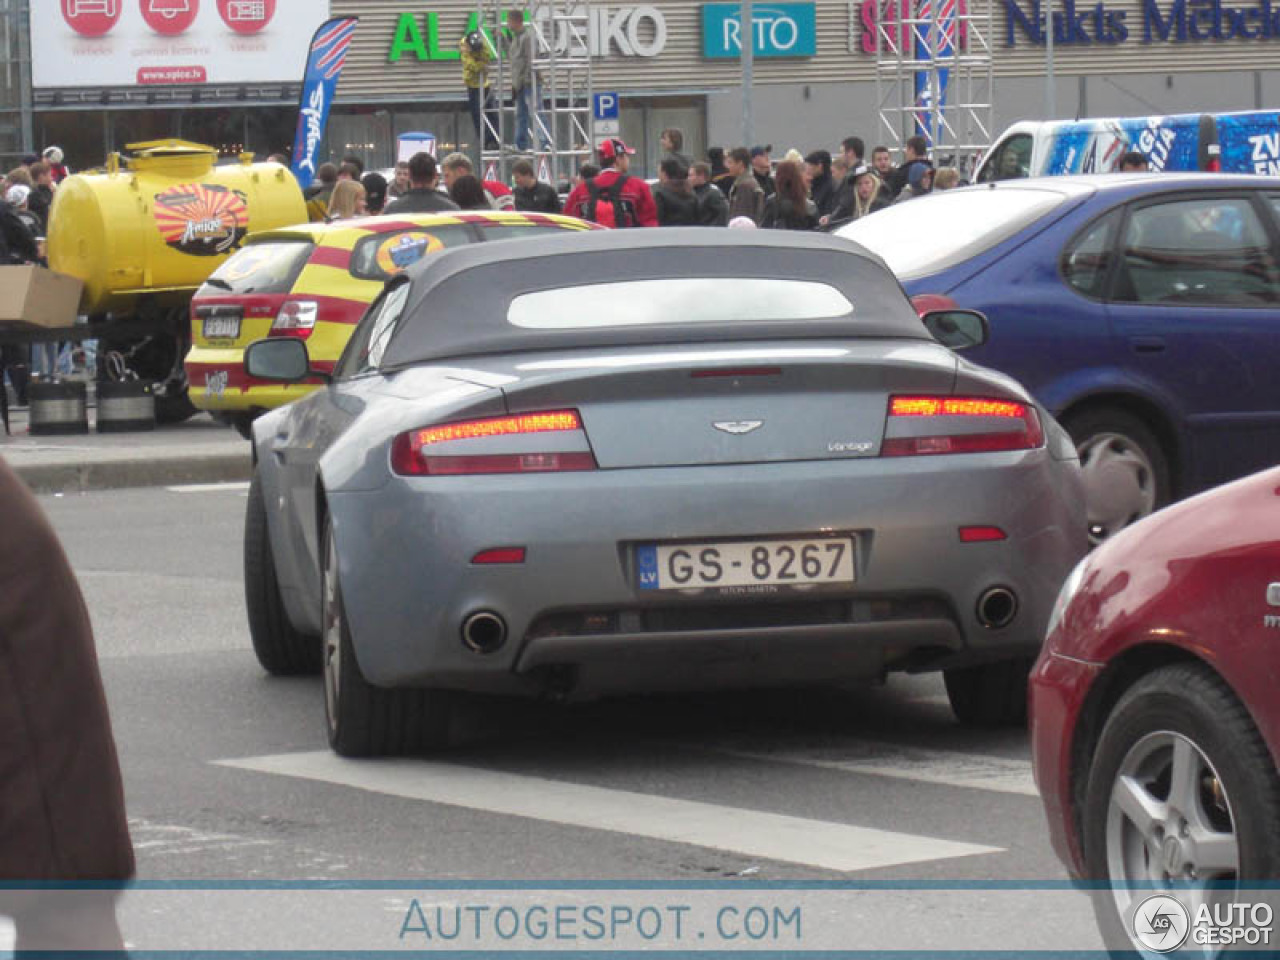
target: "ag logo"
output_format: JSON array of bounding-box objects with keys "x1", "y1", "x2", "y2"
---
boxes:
[
  {"x1": 1132, "y1": 894, "x2": 1190, "y2": 953},
  {"x1": 61, "y1": 0, "x2": 123, "y2": 37},
  {"x1": 140, "y1": 0, "x2": 200, "y2": 36},
  {"x1": 217, "y1": 0, "x2": 276, "y2": 34}
]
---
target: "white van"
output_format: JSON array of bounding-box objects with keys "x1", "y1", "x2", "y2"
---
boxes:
[{"x1": 973, "y1": 110, "x2": 1280, "y2": 182}]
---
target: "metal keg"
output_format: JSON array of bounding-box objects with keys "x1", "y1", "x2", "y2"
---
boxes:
[
  {"x1": 96, "y1": 380, "x2": 155, "y2": 433},
  {"x1": 28, "y1": 380, "x2": 88, "y2": 436}
]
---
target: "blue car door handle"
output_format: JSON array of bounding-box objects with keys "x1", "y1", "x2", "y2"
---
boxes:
[{"x1": 1129, "y1": 336, "x2": 1167, "y2": 354}]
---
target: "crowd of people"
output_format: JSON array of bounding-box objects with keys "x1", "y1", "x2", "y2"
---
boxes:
[
  {"x1": 298, "y1": 128, "x2": 973, "y2": 231},
  {"x1": 567, "y1": 132, "x2": 966, "y2": 230}
]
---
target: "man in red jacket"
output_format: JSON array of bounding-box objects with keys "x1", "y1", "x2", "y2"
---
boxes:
[{"x1": 564, "y1": 138, "x2": 657, "y2": 227}]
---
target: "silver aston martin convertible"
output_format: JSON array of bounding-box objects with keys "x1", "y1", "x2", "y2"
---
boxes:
[{"x1": 243, "y1": 229, "x2": 1087, "y2": 756}]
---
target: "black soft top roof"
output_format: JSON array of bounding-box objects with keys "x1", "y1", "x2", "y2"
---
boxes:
[{"x1": 382, "y1": 228, "x2": 928, "y2": 367}]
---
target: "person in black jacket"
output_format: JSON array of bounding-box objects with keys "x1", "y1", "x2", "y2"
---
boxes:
[
  {"x1": 804, "y1": 150, "x2": 836, "y2": 220},
  {"x1": 886, "y1": 136, "x2": 930, "y2": 198},
  {"x1": 690, "y1": 162, "x2": 729, "y2": 226},
  {"x1": 653, "y1": 157, "x2": 699, "y2": 226},
  {"x1": 760, "y1": 161, "x2": 816, "y2": 231},
  {"x1": 511, "y1": 159, "x2": 561, "y2": 213},
  {"x1": 383, "y1": 153, "x2": 460, "y2": 214}
]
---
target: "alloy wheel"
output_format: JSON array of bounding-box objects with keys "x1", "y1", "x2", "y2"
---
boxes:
[
  {"x1": 1106, "y1": 731, "x2": 1239, "y2": 933},
  {"x1": 1077, "y1": 430, "x2": 1158, "y2": 545}
]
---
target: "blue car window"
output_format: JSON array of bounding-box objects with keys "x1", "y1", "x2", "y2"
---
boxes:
[
  {"x1": 1062, "y1": 210, "x2": 1121, "y2": 300},
  {"x1": 1114, "y1": 197, "x2": 1280, "y2": 306}
]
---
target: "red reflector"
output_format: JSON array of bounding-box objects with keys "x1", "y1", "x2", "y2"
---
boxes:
[
  {"x1": 421, "y1": 452, "x2": 597, "y2": 475},
  {"x1": 959, "y1": 526, "x2": 1007, "y2": 543},
  {"x1": 472, "y1": 547, "x2": 526, "y2": 564},
  {"x1": 691, "y1": 367, "x2": 783, "y2": 378}
]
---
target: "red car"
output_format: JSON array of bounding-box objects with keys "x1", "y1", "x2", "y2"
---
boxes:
[{"x1": 1031, "y1": 466, "x2": 1280, "y2": 950}]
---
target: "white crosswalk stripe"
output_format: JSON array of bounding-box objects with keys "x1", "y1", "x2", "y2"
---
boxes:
[
  {"x1": 689, "y1": 739, "x2": 1038, "y2": 797},
  {"x1": 217, "y1": 751, "x2": 1003, "y2": 874},
  {"x1": 165, "y1": 482, "x2": 251, "y2": 494}
]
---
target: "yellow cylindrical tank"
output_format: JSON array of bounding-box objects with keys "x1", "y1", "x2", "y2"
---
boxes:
[{"x1": 49, "y1": 140, "x2": 308, "y2": 315}]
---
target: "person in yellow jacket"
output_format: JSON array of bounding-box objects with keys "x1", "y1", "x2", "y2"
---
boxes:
[{"x1": 461, "y1": 31, "x2": 498, "y2": 151}]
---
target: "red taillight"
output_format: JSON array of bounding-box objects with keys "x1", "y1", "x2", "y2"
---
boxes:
[
  {"x1": 471, "y1": 547, "x2": 527, "y2": 565},
  {"x1": 271, "y1": 301, "x2": 318, "y2": 340},
  {"x1": 882, "y1": 395, "x2": 1044, "y2": 456},
  {"x1": 391, "y1": 410, "x2": 597, "y2": 476},
  {"x1": 959, "y1": 525, "x2": 1007, "y2": 543}
]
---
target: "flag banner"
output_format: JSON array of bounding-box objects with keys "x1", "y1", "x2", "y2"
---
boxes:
[
  {"x1": 912, "y1": 0, "x2": 961, "y2": 145},
  {"x1": 291, "y1": 16, "x2": 359, "y2": 190}
]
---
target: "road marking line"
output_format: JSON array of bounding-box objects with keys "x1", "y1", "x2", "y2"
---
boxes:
[
  {"x1": 217, "y1": 751, "x2": 1002, "y2": 873},
  {"x1": 691, "y1": 740, "x2": 1038, "y2": 797},
  {"x1": 128, "y1": 818, "x2": 273, "y2": 857},
  {"x1": 165, "y1": 481, "x2": 251, "y2": 494}
]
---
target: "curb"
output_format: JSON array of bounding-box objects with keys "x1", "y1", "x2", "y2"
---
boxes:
[{"x1": 14, "y1": 452, "x2": 252, "y2": 495}]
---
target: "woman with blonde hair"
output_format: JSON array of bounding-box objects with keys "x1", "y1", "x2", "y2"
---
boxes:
[{"x1": 327, "y1": 179, "x2": 367, "y2": 220}]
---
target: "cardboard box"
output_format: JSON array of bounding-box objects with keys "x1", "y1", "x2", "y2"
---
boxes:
[{"x1": 0, "y1": 265, "x2": 84, "y2": 331}]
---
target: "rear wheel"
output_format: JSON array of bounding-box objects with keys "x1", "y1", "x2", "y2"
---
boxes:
[
  {"x1": 1082, "y1": 664, "x2": 1280, "y2": 956},
  {"x1": 1064, "y1": 408, "x2": 1170, "y2": 546},
  {"x1": 322, "y1": 517, "x2": 453, "y2": 757},
  {"x1": 244, "y1": 471, "x2": 320, "y2": 675},
  {"x1": 943, "y1": 657, "x2": 1032, "y2": 726}
]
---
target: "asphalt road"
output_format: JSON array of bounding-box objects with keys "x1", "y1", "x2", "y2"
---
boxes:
[{"x1": 29, "y1": 484, "x2": 1107, "y2": 953}]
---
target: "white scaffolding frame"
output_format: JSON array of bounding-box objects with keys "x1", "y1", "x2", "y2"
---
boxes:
[
  {"x1": 476, "y1": 0, "x2": 595, "y2": 186},
  {"x1": 872, "y1": 0, "x2": 995, "y2": 176}
]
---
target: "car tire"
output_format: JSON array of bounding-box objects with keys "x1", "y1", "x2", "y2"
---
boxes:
[
  {"x1": 1082, "y1": 663, "x2": 1280, "y2": 956},
  {"x1": 244, "y1": 471, "x2": 321, "y2": 676},
  {"x1": 230, "y1": 413, "x2": 256, "y2": 441},
  {"x1": 1063, "y1": 407, "x2": 1170, "y2": 545},
  {"x1": 321, "y1": 517, "x2": 453, "y2": 757},
  {"x1": 943, "y1": 657, "x2": 1032, "y2": 726}
]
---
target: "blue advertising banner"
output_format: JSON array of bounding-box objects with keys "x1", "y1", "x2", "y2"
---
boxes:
[
  {"x1": 1215, "y1": 111, "x2": 1280, "y2": 174},
  {"x1": 1042, "y1": 115, "x2": 1201, "y2": 174},
  {"x1": 701, "y1": 3, "x2": 817, "y2": 57},
  {"x1": 912, "y1": 0, "x2": 960, "y2": 144},
  {"x1": 291, "y1": 17, "x2": 359, "y2": 190}
]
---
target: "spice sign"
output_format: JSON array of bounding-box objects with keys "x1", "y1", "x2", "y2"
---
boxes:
[
  {"x1": 31, "y1": 0, "x2": 332, "y2": 88},
  {"x1": 701, "y1": 2, "x2": 817, "y2": 56}
]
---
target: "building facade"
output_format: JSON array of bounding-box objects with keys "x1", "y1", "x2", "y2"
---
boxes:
[{"x1": 5, "y1": 0, "x2": 1280, "y2": 177}]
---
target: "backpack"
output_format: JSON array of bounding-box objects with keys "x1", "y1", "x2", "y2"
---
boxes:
[{"x1": 585, "y1": 174, "x2": 637, "y2": 228}]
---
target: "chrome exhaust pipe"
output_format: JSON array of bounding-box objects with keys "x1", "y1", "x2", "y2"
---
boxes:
[
  {"x1": 461, "y1": 611, "x2": 508, "y2": 654},
  {"x1": 976, "y1": 587, "x2": 1018, "y2": 630}
]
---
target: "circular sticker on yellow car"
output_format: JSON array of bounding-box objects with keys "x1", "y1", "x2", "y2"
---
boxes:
[{"x1": 375, "y1": 231, "x2": 445, "y2": 276}]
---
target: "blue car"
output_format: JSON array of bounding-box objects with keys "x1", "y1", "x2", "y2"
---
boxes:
[{"x1": 839, "y1": 173, "x2": 1280, "y2": 543}]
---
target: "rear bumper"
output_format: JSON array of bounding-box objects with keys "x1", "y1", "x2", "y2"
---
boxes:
[
  {"x1": 186, "y1": 347, "x2": 319, "y2": 413},
  {"x1": 327, "y1": 449, "x2": 1087, "y2": 696}
]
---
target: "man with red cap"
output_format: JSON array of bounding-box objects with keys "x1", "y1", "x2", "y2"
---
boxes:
[{"x1": 564, "y1": 138, "x2": 657, "y2": 228}]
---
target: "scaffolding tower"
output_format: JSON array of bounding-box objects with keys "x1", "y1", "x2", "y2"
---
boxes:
[
  {"x1": 476, "y1": 0, "x2": 595, "y2": 187},
  {"x1": 872, "y1": 0, "x2": 994, "y2": 176}
]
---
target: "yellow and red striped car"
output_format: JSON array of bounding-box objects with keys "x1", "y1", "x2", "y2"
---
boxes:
[{"x1": 186, "y1": 211, "x2": 599, "y2": 435}]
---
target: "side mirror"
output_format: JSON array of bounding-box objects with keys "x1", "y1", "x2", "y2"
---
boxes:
[
  {"x1": 921, "y1": 309, "x2": 989, "y2": 351},
  {"x1": 244, "y1": 338, "x2": 326, "y2": 383}
]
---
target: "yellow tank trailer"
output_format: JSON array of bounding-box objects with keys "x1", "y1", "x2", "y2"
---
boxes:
[{"x1": 47, "y1": 140, "x2": 306, "y2": 421}]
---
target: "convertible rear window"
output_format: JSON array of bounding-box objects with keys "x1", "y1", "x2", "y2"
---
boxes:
[
  {"x1": 508, "y1": 279, "x2": 854, "y2": 329},
  {"x1": 838, "y1": 187, "x2": 1069, "y2": 280}
]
